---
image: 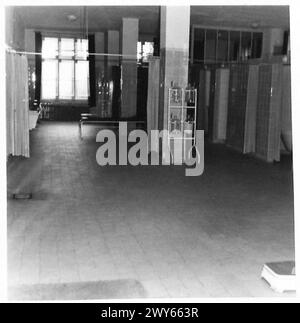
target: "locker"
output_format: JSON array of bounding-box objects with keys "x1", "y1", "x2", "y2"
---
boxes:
[
  {"x1": 256, "y1": 64, "x2": 283, "y2": 162},
  {"x1": 213, "y1": 68, "x2": 230, "y2": 143},
  {"x1": 227, "y1": 64, "x2": 259, "y2": 154}
]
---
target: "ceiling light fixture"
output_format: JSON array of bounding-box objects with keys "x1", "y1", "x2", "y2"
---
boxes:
[
  {"x1": 251, "y1": 22, "x2": 260, "y2": 28},
  {"x1": 67, "y1": 14, "x2": 77, "y2": 22}
]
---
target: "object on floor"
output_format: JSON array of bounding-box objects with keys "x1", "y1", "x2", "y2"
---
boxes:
[
  {"x1": 261, "y1": 261, "x2": 296, "y2": 293},
  {"x1": 12, "y1": 193, "x2": 32, "y2": 200},
  {"x1": 29, "y1": 110, "x2": 40, "y2": 130}
]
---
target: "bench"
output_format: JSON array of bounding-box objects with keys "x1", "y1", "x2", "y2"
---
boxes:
[{"x1": 79, "y1": 114, "x2": 146, "y2": 139}]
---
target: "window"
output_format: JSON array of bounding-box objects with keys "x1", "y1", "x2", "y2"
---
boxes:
[
  {"x1": 41, "y1": 37, "x2": 89, "y2": 101},
  {"x1": 217, "y1": 30, "x2": 229, "y2": 62},
  {"x1": 205, "y1": 30, "x2": 217, "y2": 62},
  {"x1": 191, "y1": 26, "x2": 263, "y2": 64},
  {"x1": 137, "y1": 41, "x2": 154, "y2": 63}
]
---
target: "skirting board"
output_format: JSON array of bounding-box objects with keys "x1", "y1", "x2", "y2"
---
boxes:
[{"x1": 261, "y1": 261, "x2": 296, "y2": 293}]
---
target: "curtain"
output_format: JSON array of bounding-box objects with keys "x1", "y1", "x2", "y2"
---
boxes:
[
  {"x1": 35, "y1": 32, "x2": 42, "y2": 105},
  {"x1": 6, "y1": 52, "x2": 30, "y2": 158}
]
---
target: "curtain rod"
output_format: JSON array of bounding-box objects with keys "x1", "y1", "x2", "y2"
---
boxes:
[{"x1": 5, "y1": 47, "x2": 145, "y2": 59}]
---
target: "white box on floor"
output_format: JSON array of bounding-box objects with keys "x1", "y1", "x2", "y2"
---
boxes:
[{"x1": 261, "y1": 261, "x2": 296, "y2": 293}]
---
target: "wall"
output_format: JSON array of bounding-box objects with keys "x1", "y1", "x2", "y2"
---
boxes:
[{"x1": 262, "y1": 28, "x2": 285, "y2": 58}]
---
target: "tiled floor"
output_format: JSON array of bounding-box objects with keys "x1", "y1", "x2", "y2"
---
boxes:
[{"x1": 7, "y1": 122, "x2": 295, "y2": 299}]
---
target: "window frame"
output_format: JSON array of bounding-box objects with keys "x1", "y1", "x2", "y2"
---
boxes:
[{"x1": 41, "y1": 36, "x2": 89, "y2": 103}]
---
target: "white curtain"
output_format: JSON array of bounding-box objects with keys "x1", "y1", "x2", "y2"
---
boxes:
[{"x1": 6, "y1": 52, "x2": 30, "y2": 158}]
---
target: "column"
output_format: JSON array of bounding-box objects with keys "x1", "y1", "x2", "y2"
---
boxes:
[
  {"x1": 120, "y1": 18, "x2": 139, "y2": 118},
  {"x1": 159, "y1": 6, "x2": 190, "y2": 130}
]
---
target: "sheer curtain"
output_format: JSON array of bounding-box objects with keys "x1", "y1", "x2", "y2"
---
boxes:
[{"x1": 6, "y1": 52, "x2": 30, "y2": 158}]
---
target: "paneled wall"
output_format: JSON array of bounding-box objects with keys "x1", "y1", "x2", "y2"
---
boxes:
[{"x1": 192, "y1": 61, "x2": 291, "y2": 163}]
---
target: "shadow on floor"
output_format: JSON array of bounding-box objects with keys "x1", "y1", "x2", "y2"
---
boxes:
[{"x1": 8, "y1": 279, "x2": 147, "y2": 301}]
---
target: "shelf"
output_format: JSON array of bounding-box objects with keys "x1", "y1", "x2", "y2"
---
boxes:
[
  {"x1": 168, "y1": 87, "x2": 197, "y2": 156},
  {"x1": 169, "y1": 121, "x2": 195, "y2": 124},
  {"x1": 170, "y1": 106, "x2": 196, "y2": 109},
  {"x1": 169, "y1": 137, "x2": 195, "y2": 140}
]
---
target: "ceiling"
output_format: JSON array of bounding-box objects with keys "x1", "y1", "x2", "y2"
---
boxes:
[
  {"x1": 13, "y1": 5, "x2": 290, "y2": 35},
  {"x1": 13, "y1": 6, "x2": 160, "y2": 35},
  {"x1": 190, "y1": 6, "x2": 290, "y2": 29}
]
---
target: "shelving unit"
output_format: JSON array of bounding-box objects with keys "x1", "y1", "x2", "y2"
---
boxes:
[{"x1": 167, "y1": 87, "x2": 197, "y2": 162}]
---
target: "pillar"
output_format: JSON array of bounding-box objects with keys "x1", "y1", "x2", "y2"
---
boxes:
[
  {"x1": 120, "y1": 18, "x2": 139, "y2": 118},
  {"x1": 159, "y1": 6, "x2": 190, "y2": 130}
]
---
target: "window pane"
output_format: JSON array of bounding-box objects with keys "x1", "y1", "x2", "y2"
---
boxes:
[
  {"x1": 60, "y1": 38, "x2": 74, "y2": 58},
  {"x1": 251, "y1": 32, "x2": 263, "y2": 59},
  {"x1": 217, "y1": 30, "x2": 229, "y2": 62},
  {"x1": 229, "y1": 31, "x2": 241, "y2": 61},
  {"x1": 42, "y1": 37, "x2": 58, "y2": 59},
  {"x1": 42, "y1": 60, "x2": 58, "y2": 99},
  {"x1": 205, "y1": 30, "x2": 217, "y2": 62},
  {"x1": 142, "y1": 42, "x2": 154, "y2": 62},
  {"x1": 241, "y1": 32, "x2": 252, "y2": 60},
  {"x1": 76, "y1": 39, "x2": 88, "y2": 59},
  {"x1": 75, "y1": 61, "x2": 89, "y2": 99},
  {"x1": 137, "y1": 42, "x2": 142, "y2": 61},
  {"x1": 59, "y1": 61, "x2": 74, "y2": 99},
  {"x1": 193, "y1": 28, "x2": 205, "y2": 62}
]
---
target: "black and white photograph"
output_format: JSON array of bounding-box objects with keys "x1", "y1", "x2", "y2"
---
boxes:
[{"x1": 1, "y1": 0, "x2": 299, "y2": 304}]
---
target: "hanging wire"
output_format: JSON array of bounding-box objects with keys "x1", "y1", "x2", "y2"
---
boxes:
[{"x1": 5, "y1": 45, "x2": 142, "y2": 59}]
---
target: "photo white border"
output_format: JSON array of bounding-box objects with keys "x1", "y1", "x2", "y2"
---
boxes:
[{"x1": 0, "y1": 0, "x2": 299, "y2": 303}]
